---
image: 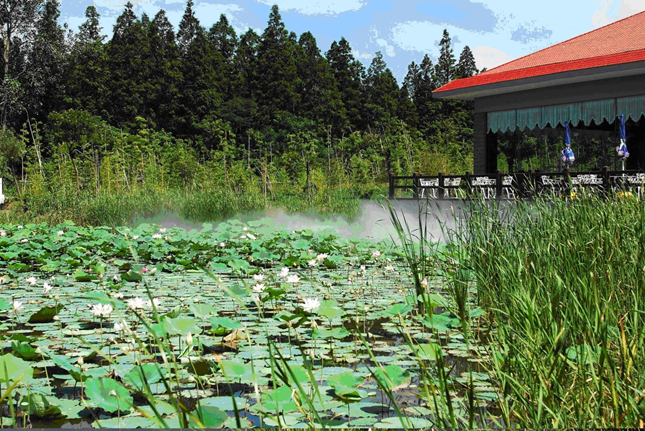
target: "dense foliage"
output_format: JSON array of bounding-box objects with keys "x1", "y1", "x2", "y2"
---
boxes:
[{"x1": 0, "y1": 0, "x2": 478, "y2": 222}]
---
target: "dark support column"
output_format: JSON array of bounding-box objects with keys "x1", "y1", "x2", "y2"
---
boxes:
[
  {"x1": 473, "y1": 112, "x2": 488, "y2": 174},
  {"x1": 487, "y1": 132, "x2": 498, "y2": 174}
]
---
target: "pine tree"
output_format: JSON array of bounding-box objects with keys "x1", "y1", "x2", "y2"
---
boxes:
[
  {"x1": 364, "y1": 51, "x2": 399, "y2": 129},
  {"x1": 66, "y1": 6, "x2": 107, "y2": 116},
  {"x1": 456, "y1": 45, "x2": 477, "y2": 78},
  {"x1": 326, "y1": 37, "x2": 364, "y2": 134},
  {"x1": 295, "y1": 31, "x2": 341, "y2": 127},
  {"x1": 0, "y1": 0, "x2": 44, "y2": 126},
  {"x1": 209, "y1": 14, "x2": 240, "y2": 101},
  {"x1": 105, "y1": 2, "x2": 150, "y2": 126},
  {"x1": 254, "y1": 5, "x2": 299, "y2": 123},
  {"x1": 175, "y1": 0, "x2": 225, "y2": 137},
  {"x1": 146, "y1": 10, "x2": 181, "y2": 130},
  {"x1": 23, "y1": 0, "x2": 67, "y2": 120},
  {"x1": 434, "y1": 29, "x2": 456, "y2": 87}
]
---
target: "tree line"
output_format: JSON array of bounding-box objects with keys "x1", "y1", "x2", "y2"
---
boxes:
[{"x1": 0, "y1": 0, "x2": 478, "y2": 204}]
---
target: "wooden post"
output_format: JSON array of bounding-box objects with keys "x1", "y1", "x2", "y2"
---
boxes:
[
  {"x1": 438, "y1": 173, "x2": 445, "y2": 199},
  {"x1": 465, "y1": 172, "x2": 472, "y2": 199},
  {"x1": 388, "y1": 174, "x2": 394, "y2": 200}
]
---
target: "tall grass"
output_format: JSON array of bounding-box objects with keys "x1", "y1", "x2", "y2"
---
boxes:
[
  {"x1": 458, "y1": 195, "x2": 645, "y2": 428},
  {"x1": 0, "y1": 186, "x2": 362, "y2": 227}
]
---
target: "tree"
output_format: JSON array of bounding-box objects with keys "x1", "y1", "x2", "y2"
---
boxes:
[
  {"x1": 146, "y1": 10, "x2": 181, "y2": 130},
  {"x1": 23, "y1": 0, "x2": 67, "y2": 121},
  {"x1": 105, "y1": 2, "x2": 149, "y2": 127},
  {"x1": 66, "y1": 6, "x2": 107, "y2": 116},
  {"x1": 0, "y1": 0, "x2": 44, "y2": 126},
  {"x1": 363, "y1": 51, "x2": 399, "y2": 129},
  {"x1": 434, "y1": 29, "x2": 456, "y2": 87},
  {"x1": 254, "y1": 5, "x2": 299, "y2": 123},
  {"x1": 175, "y1": 0, "x2": 225, "y2": 138},
  {"x1": 295, "y1": 31, "x2": 341, "y2": 127},
  {"x1": 209, "y1": 14, "x2": 240, "y2": 101},
  {"x1": 456, "y1": 45, "x2": 477, "y2": 79},
  {"x1": 326, "y1": 37, "x2": 364, "y2": 134}
]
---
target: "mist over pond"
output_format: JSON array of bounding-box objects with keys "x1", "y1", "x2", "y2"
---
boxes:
[{"x1": 132, "y1": 200, "x2": 464, "y2": 243}]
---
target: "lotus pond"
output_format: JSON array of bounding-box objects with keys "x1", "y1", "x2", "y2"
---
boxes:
[{"x1": 0, "y1": 218, "x2": 496, "y2": 429}]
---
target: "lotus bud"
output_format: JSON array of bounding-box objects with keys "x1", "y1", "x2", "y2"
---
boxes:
[
  {"x1": 186, "y1": 332, "x2": 193, "y2": 346},
  {"x1": 53, "y1": 315, "x2": 59, "y2": 321},
  {"x1": 77, "y1": 356, "x2": 84, "y2": 365}
]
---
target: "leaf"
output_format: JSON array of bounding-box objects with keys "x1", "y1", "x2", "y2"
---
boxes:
[
  {"x1": 84, "y1": 377, "x2": 133, "y2": 413},
  {"x1": 19, "y1": 394, "x2": 61, "y2": 418},
  {"x1": 317, "y1": 299, "x2": 344, "y2": 320},
  {"x1": 189, "y1": 303, "x2": 217, "y2": 319},
  {"x1": 261, "y1": 385, "x2": 298, "y2": 412},
  {"x1": 416, "y1": 343, "x2": 442, "y2": 361},
  {"x1": 28, "y1": 304, "x2": 64, "y2": 323},
  {"x1": 220, "y1": 360, "x2": 252, "y2": 380},
  {"x1": 371, "y1": 365, "x2": 411, "y2": 390},
  {"x1": 73, "y1": 269, "x2": 97, "y2": 282},
  {"x1": 0, "y1": 353, "x2": 34, "y2": 384},
  {"x1": 382, "y1": 303, "x2": 413, "y2": 318},
  {"x1": 163, "y1": 317, "x2": 202, "y2": 336},
  {"x1": 11, "y1": 341, "x2": 40, "y2": 361},
  {"x1": 123, "y1": 364, "x2": 167, "y2": 391},
  {"x1": 188, "y1": 406, "x2": 228, "y2": 428},
  {"x1": 121, "y1": 270, "x2": 143, "y2": 282}
]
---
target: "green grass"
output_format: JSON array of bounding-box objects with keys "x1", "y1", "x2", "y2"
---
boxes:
[
  {"x1": 0, "y1": 186, "x2": 363, "y2": 227},
  {"x1": 455, "y1": 194, "x2": 645, "y2": 428}
]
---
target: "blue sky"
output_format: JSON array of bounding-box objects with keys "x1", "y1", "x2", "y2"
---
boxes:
[{"x1": 59, "y1": 0, "x2": 645, "y2": 82}]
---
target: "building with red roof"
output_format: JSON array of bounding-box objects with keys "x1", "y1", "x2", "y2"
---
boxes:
[{"x1": 433, "y1": 10, "x2": 645, "y2": 174}]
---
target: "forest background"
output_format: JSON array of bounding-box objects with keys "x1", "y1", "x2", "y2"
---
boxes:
[{"x1": 0, "y1": 0, "x2": 480, "y2": 225}]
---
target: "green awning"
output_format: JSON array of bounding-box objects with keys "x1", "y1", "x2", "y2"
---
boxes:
[
  {"x1": 617, "y1": 95, "x2": 645, "y2": 121},
  {"x1": 488, "y1": 95, "x2": 644, "y2": 132}
]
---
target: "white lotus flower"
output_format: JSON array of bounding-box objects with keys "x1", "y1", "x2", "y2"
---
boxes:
[
  {"x1": 247, "y1": 233, "x2": 256, "y2": 240},
  {"x1": 17, "y1": 225, "x2": 23, "y2": 229},
  {"x1": 127, "y1": 297, "x2": 146, "y2": 310},
  {"x1": 301, "y1": 298, "x2": 320, "y2": 312},
  {"x1": 112, "y1": 292, "x2": 124, "y2": 299},
  {"x1": 219, "y1": 242, "x2": 226, "y2": 247},
  {"x1": 239, "y1": 234, "x2": 247, "y2": 239},
  {"x1": 316, "y1": 253, "x2": 328, "y2": 262},
  {"x1": 385, "y1": 265, "x2": 395, "y2": 272},
  {"x1": 146, "y1": 298, "x2": 161, "y2": 309},
  {"x1": 57, "y1": 230, "x2": 64, "y2": 236},
  {"x1": 0, "y1": 230, "x2": 6, "y2": 236},
  {"x1": 20, "y1": 238, "x2": 29, "y2": 243},
  {"x1": 308, "y1": 259, "x2": 317, "y2": 267},
  {"x1": 131, "y1": 235, "x2": 139, "y2": 240},
  {"x1": 278, "y1": 267, "x2": 289, "y2": 278},
  {"x1": 26, "y1": 276, "x2": 37, "y2": 286},
  {"x1": 13, "y1": 301, "x2": 23, "y2": 312},
  {"x1": 286, "y1": 274, "x2": 300, "y2": 284},
  {"x1": 114, "y1": 320, "x2": 130, "y2": 332},
  {"x1": 159, "y1": 228, "x2": 167, "y2": 233},
  {"x1": 371, "y1": 250, "x2": 381, "y2": 259},
  {"x1": 253, "y1": 273, "x2": 265, "y2": 282},
  {"x1": 43, "y1": 282, "x2": 53, "y2": 294},
  {"x1": 152, "y1": 233, "x2": 162, "y2": 239},
  {"x1": 242, "y1": 227, "x2": 248, "y2": 232},
  {"x1": 252, "y1": 283, "x2": 266, "y2": 293},
  {"x1": 90, "y1": 303, "x2": 113, "y2": 317}
]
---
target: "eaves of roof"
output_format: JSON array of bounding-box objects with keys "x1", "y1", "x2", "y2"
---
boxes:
[{"x1": 433, "y1": 48, "x2": 645, "y2": 101}]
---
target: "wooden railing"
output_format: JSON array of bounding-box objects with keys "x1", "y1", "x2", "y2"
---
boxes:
[{"x1": 389, "y1": 168, "x2": 645, "y2": 200}]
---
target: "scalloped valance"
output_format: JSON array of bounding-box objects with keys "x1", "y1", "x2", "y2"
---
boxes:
[{"x1": 488, "y1": 95, "x2": 645, "y2": 132}]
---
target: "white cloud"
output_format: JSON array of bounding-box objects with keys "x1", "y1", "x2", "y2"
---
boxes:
[
  {"x1": 472, "y1": 45, "x2": 513, "y2": 71},
  {"x1": 254, "y1": 0, "x2": 366, "y2": 16},
  {"x1": 592, "y1": 0, "x2": 645, "y2": 27},
  {"x1": 376, "y1": 38, "x2": 396, "y2": 57},
  {"x1": 390, "y1": 21, "x2": 445, "y2": 53}
]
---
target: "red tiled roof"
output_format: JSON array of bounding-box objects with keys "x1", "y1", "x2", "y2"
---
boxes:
[{"x1": 434, "y1": 10, "x2": 645, "y2": 94}]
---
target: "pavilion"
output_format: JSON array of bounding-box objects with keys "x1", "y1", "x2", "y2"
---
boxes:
[{"x1": 432, "y1": 10, "x2": 645, "y2": 174}]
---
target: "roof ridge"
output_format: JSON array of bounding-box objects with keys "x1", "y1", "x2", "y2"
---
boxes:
[{"x1": 481, "y1": 9, "x2": 645, "y2": 75}]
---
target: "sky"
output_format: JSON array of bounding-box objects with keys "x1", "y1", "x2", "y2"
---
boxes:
[{"x1": 58, "y1": 0, "x2": 645, "y2": 82}]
